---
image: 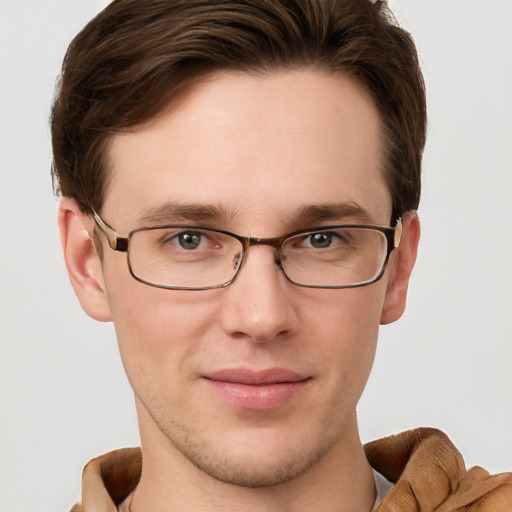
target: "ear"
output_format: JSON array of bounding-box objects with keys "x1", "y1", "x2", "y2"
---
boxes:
[
  {"x1": 380, "y1": 211, "x2": 420, "y2": 325},
  {"x1": 58, "y1": 198, "x2": 113, "y2": 322}
]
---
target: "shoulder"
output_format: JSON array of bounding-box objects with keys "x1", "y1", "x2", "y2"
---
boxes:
[
  {"x1": 366, "y1": 427, "x2": 512, "y2": 511},
  {"x1": 71, "y1": 447, "x2": 142, "y2": 512},
  {"x1": 446, "y1": 465, "x2": 512, "y2": 511}
]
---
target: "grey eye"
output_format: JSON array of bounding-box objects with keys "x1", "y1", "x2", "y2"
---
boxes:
[
  {"x1": 178, "y1": 232, "x2": 203, "y2": 250},
  {"x1": 308, "y1": 232, "x2": 334, "y2": 249}
]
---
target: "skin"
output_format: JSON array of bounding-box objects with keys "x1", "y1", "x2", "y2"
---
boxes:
[{"x1": 59, "y1": 69, "x2": 420, "y2": 512}]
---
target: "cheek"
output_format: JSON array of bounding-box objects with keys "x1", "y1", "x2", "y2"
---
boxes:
[
  {"x1": 103, "y1": 263, "x2": 221, "y2": 386},
  {"x1": 300, "y1": 285, "x2": 385, "y2": 392}
]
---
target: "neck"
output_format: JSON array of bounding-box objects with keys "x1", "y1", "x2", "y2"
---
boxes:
[{"x1": 131, "y1": 409, "x2": 376, "y2": 512}]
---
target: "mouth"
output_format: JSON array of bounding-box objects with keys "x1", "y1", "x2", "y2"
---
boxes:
[{"x1": 202, "y1": 368, "x2": 311, "y2": 410}]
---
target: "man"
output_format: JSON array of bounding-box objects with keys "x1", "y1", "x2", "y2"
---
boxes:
[{"x1": 51, "y1": 0, "x2": 512, "y2": 510}]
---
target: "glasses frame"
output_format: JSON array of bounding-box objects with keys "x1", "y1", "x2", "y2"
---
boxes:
[{"x1": 93, "y1": 210, "x2": 403, "y2": 291}]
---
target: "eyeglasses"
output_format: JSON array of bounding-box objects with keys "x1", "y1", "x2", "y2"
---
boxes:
[{"x1": 93, "y1": 211, "x2": 402, "y2": 290}]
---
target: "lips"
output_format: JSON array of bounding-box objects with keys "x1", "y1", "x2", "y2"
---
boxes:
[{"x1": 202, "y1": 368, "x2": 310, "y2": 410}]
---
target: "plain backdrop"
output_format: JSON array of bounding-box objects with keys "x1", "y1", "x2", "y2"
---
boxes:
[{"x1": 1, "y1": 1, "x2": 511, "y2": 511}]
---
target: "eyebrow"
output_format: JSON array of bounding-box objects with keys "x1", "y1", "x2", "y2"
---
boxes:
[
  {"x1": 135, "y1": 201, "x2": 375, "y2": 227},
  {"x1": 136, "y1": 202, "x2": 235, "y2": 226},
  {"x1": 291, "y1": 203, "x2": 375, "y2": 226}
]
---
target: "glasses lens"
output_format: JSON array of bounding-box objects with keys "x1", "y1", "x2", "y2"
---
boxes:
[
  {"x1": 128, "y1": 227, "x2": 243, "y2": 289},
  {"x1": 281, "y1": 227, "x2": 388, "y2": 287}
]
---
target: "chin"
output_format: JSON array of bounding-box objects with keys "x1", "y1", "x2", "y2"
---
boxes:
[
  {"x1": 186, "y1": 443, "x2": 332, "y2": 488},
  {"x1": 161, "y1": 419, "x2": 346, "y2": 488}
]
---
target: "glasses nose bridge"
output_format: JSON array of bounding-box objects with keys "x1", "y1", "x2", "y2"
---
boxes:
[{"x1": 240, "y1": 235, "x2": 285, "y2": 266}]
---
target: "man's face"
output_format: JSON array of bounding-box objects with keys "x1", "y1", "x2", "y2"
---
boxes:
[{"x1": 79, "y1": 69, "x2": 408, "y2": 486}]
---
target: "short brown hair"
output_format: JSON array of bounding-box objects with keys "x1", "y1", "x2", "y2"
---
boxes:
[{"x1": 51, "y1": 0, "x2": 426, "y2": 220}]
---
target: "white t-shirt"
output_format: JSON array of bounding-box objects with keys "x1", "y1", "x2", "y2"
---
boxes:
[{"x1": 372, "y1": 469, "x2": 394, "y2": 511}]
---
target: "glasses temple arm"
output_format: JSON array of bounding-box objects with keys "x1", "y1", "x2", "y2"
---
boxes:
[
  {"x1": 394, "y1": 218, "x2": 403, "y2": 248},
  {"x1": 92, "y1": 210, "x2": 128, "y2": 251}
]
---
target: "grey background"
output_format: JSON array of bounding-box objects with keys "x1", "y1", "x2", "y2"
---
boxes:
[{"x1": 1, "y1": 1, "x2": 511, "y2": 510}]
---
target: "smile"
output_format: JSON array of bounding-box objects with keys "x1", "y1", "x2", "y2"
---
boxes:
[{"x1": 202, "y1": 368, "x2": 311, "y2": 410}]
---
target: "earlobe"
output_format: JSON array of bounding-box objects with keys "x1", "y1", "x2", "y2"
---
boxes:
[
  {"x1": 58, "y1": 198, "x2": 113, "y2": 322},
  {"x1": 380, "y1": 211, "x2": 421, "y2": 325}
]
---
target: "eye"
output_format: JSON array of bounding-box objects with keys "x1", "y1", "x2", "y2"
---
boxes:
[
  {"x1": 157, "y1": 229, "x2": 215, "y2": 252},
  {"x1": 302, "y1": 231, "x2": 344, "y2": 249},
  {"x1": 176, "y1": 231, "x2": 205, "y2": 250},
  {"x1": 307, "y1": 232, "x2": 333, "y2": 249}
]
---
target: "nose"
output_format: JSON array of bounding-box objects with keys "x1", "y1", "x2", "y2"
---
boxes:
[{"x1": 220, "y1": 245, "x2": 299, "y2": 343}]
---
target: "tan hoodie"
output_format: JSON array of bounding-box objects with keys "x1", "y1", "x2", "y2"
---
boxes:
[{"x1": 71, "y1": 428, "x2": 512, "y2": 512}]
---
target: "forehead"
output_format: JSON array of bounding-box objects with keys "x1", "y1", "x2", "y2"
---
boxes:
[{"x1": 106, "y1": 69, "x2": 391, "y2": 231}]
